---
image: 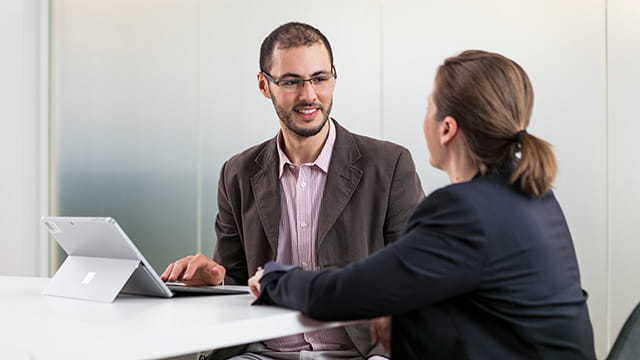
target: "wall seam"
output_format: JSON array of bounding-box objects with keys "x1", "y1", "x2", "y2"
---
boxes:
[
  {"x1": 604, "y1": 0, "x2": 612, "y2": 351},
  {"x1": 47, "y1": 0, "x2": 59, "y2": 276},
  {"x1": 196, "y1": 0, "x2": 203, "y2": 255},
  {"x1": 379, "y1": 0, "x2": 384, "y2": 139},
  {"x1": 38, "y1": 0, "x2": 51, "y2": 277}
]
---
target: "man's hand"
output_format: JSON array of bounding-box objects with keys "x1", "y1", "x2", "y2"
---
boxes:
[
  {"x1": 370, "y1": 316, "x2": 392, "y2": 352},
  {"x1": 160, "y1": 253, "x2": 225, "y2": 286},
  {"x1": 248, "y1": 267, "x2": 264, "y2": 298}
]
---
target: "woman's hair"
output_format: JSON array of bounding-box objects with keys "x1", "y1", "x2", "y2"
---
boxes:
[{"x1": 433, "y1": 50, "x2": 557, "y2": 198}]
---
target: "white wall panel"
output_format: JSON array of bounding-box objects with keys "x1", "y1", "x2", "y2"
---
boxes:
[
  {"x1": 0, "y1": 0, "x2": 48, "y2": 276},
  {"x1": 608, "y1": 0, "x2": 640, "y2": 349},
  {"x1": 382, "y1": 1, "x2": 607, "y2": 356}
]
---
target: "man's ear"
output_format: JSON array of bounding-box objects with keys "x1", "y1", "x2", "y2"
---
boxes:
[
  {"x1": 257, "y1": 73, "x2": 272, "y2": 99},
  {"x1": 440, "y1": 116, "x2": 460, "y2": 146}
]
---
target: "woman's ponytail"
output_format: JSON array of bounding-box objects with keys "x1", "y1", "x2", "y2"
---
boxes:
[{"x1": 510, "y1": 132, "x2": 557, "y2": 198}]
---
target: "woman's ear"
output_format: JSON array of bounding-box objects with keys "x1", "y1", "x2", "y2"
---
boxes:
[{"x1": 440, "y1": 116, "x2": 460, "y2": 146}]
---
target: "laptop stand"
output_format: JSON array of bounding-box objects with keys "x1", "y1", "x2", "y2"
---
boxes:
[{"x1": 43, "y1": 256, "x2": 141, "y2": 302}]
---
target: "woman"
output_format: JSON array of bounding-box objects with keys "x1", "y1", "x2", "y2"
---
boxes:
[{"x1": 249, "y1": 50, "x2": 596, "y2": 359}]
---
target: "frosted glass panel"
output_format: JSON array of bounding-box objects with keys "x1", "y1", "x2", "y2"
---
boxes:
[{"x1": 51, "y1": 0, "x2": 199, "y2": 271}]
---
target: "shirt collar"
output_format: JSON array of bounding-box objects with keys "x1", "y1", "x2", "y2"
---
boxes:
[{"x1": 277, "y1": 120, "x2": 336, "y2": 178}]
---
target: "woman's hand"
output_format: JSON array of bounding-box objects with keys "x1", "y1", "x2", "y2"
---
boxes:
[{"x1": 248, "y1": 267, "x2": 264, "y2": 298}]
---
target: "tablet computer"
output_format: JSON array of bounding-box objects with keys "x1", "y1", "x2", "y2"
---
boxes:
[{"x1": 42, "y1": 216, "x2": 248, "y2": 302}]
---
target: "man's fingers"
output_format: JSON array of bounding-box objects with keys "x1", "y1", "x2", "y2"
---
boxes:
[
  {"x1": 380, "y1": 327, "x2": 390, "y2": 351},
  {"x1": 370, "y1": 321, "x2": 379, "y2": 345},
  {"x1": 160, "y1": 263, "x2": 174, "y2": 281},
  {"x1": 370, "y1": 317, "x2": 391, "y2": 351},
  {"x1": 161, "y1": 255, "x2": 225, "y2": 286},
  {"x1": 209, "y1": 263, "x2": 224, "y2": 278},
  {"x1": 379, "y1": 317, "x2": 392, "y2": 351},
  {"x1": 179, "y1": 255, "x2": 225, "y2": 285},
  {"x1": 167, "y1": 257, "x2": 193, "y2": 282},
  {"x1": 183, "y1": 255, "x2": 208, "y2": 280},
  {"x1": 169, "y1": 261, "x2": 187, "y2": 282}
]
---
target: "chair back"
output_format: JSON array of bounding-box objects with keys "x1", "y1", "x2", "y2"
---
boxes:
[{"x1": 608, "y1": 301, "x2": 640, "y2": 359}]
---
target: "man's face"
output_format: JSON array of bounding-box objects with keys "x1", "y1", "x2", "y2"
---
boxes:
[{"x1": 258, "y1": 43, "x2": 335, "y2": 138}]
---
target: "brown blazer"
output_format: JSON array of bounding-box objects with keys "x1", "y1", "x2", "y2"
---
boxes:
[{"x1": 212, "y1": 120, "x2": 424, "y2": 357}]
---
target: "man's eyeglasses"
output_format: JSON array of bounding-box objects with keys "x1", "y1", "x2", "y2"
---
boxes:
[{"x1": 261, "y1": 68, "x2": 337, "y2": 92}]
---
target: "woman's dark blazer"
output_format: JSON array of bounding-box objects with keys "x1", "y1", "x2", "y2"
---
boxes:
[{"x1": 255, "y1": 170, "x2": 596, "y2": 359}]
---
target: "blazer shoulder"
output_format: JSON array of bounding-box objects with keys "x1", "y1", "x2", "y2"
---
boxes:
[
  {"x1": 442, "y1": 174, "x2": 511, "y2": 197},
  {"x1": 421, "y1": 182, "x2": 477, "y2": 210},
  {"x1": 422, "y1": 179, "x2": 499, "y2": 213},
  {"x1": 350, "y1": 131, "x2": 412, "y2": 156},
  {"x1": 423, "y1": 174, "x2": 554, "y2": 220},
  {"x1": 339, "y1": 131, "x2": 415, "y2": 171},
  {"x1": 222, "y1": 137, "x2": 277, "y2": 177}
]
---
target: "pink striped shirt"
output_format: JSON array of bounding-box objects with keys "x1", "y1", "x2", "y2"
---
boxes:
[{"x1": 263, "y1": 121, "x2": 354, "y2": 352}]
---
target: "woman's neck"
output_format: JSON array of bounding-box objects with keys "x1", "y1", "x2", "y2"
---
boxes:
[{"x1": 444, "y1": 150, "x2": 479, "y2": 184}]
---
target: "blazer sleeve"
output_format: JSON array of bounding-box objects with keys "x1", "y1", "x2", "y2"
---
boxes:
[
  {"x1": 213, "y1": 161, "x2": 248, "y2": 285},
  {"x1": 255, "y1": 186, "x2": 486, "y2": 321},
  {"x1": 383, "y1": 148, "x2": 425, "y2": 246}
]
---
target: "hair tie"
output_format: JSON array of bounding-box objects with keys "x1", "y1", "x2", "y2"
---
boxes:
[{"x1": 514, "y1": 129, "x2": 527, "y2": 142}]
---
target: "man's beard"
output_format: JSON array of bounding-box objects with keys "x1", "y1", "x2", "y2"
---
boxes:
[{"x1": 273, "y1": 100, "x2": 333, "y2": 138}]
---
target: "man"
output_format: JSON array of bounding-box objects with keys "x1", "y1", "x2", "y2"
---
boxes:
[{"x1": 161, "y1": 22, "x2": 423, "y2": 360}]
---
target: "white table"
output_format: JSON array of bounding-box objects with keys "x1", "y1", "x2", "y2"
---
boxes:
[{"x1": 0, "y1": 276, "x2": 352, "y2": 360}]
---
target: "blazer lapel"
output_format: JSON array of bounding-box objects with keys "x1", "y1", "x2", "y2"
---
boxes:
[
  {"x1": 317, "y1": 121, "x2": 363, "y2": 249},
  {"x1": 250, "y1": 139, "x2": 280, "y2": 253}
]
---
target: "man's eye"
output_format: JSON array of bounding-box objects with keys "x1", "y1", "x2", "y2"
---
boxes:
[
  {"x1": 281, "y1": 79, "x2": 300, "y2": 87},
  {"x1": 311, "y1": 76, "x2": 330, "y2": 83}
]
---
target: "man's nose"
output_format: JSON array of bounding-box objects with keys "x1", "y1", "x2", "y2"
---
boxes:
[{"x1": 297, "y1": 80, "x2": 317, "y2": 102}]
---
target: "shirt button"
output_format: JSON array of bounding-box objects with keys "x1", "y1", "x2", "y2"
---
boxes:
[
  {"x1": 307, "y1": 337, "x2": 314, "y2": 343},
  {"x1": 302, "y1": 262, "x2": 309, "y2": 269},
  {"x1": 300, "y1": 181, "x2": 306, "y2": 188},
  {"x1": 300, "y1": 222, "x2": 308, "y2": 229}
]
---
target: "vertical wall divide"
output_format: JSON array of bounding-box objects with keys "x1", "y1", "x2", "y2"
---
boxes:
[
  {"x1": 607, "y1": 0, "x2": 640, "y2": 345},
  {"x1": 0, "y1": 0, "x2": 49, "y2": 277}
]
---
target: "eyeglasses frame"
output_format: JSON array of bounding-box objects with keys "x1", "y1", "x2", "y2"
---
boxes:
[{"x1": 261, "y1": 65, "x2": 337, "y2": 91}]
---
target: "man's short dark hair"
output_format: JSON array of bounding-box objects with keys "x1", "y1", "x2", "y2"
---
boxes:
[{"x1": 259, "y1": 22, "x2": 334, "y2": 73}]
